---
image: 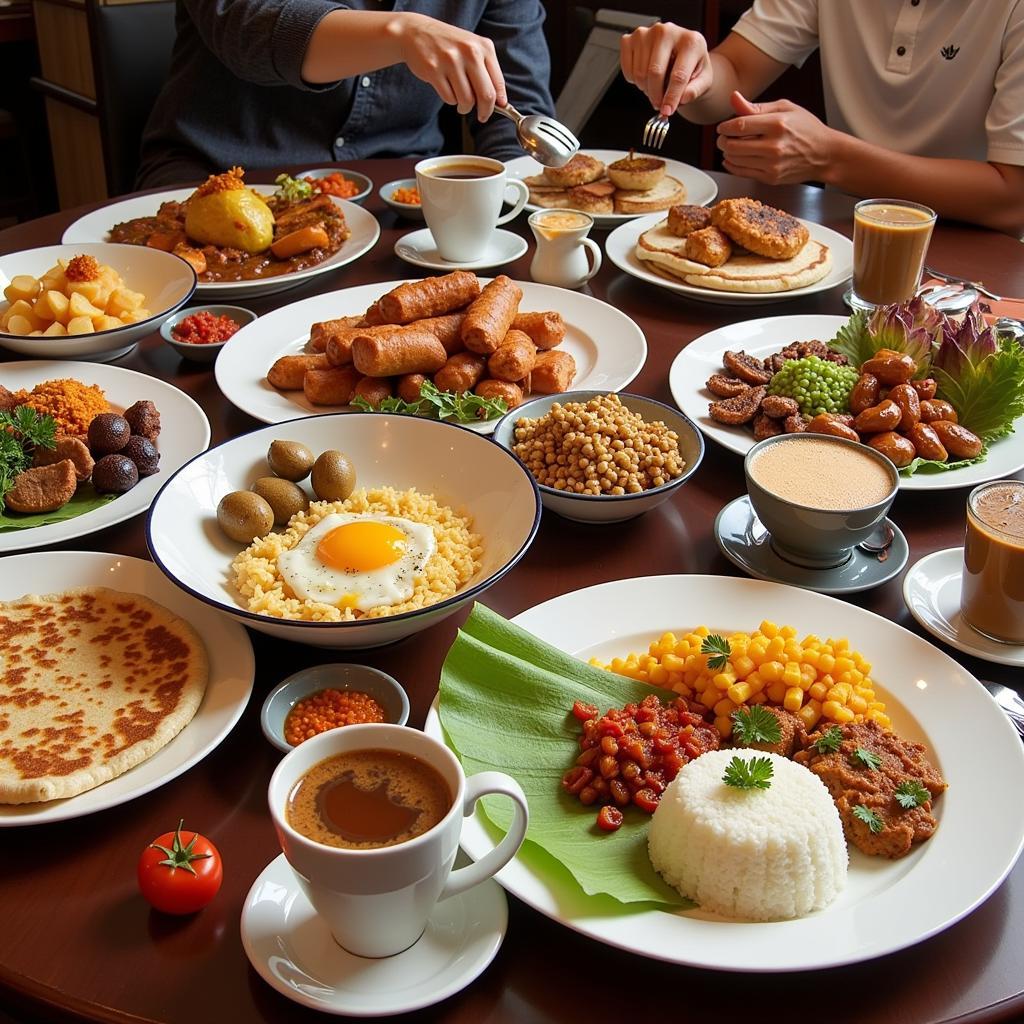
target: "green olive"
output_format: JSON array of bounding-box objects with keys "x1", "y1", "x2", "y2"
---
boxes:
[
  {"x1": 267, "y1": 439, "x2": 315, "y2": 482},
  {"x1": 251, "y1": 476, "x2": 309, "y2": 525},
  {"x1": 216, "y1": 490, "x2": 274, "y2": 544},
  {"x1": 311, "y1": 450, "x2": 357, "y2": 502}
]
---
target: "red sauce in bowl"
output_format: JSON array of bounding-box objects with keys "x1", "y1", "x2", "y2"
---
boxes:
[{"x1": 171, "y1": 311, "x2": 241, "y2": 345}]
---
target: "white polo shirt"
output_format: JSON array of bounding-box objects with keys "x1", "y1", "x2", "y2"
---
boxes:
[{"x1": 732, "y1": 0, "x2": 1024, "y2": 166}]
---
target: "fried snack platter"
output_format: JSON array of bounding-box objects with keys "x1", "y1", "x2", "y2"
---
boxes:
[
  {"x1": 214, "y1": 277, "x2": 648, "y2": 433},
  {"x1": 606, "y1": 212, "x2": 853, "y2": 304},
  {"x1": 62, "y1": 187, "x2": 381, "y2": 300},
  {"x1": 425, "y1": 574, "x2": 1024, "y2": 971},
  {"x1": 0, "y1": 550, "x2": 254, "y2": 826},
  {"x1": 504, "y1": 149, "x2": 718, "y2": 228},
  {"x1": 668, "y1": 315, "x2": 1024, "y2": 491}
]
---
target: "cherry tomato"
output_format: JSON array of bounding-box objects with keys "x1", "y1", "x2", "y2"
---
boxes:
[{"x1": 137, "y1": 820, "x2": 223, "y2": 914}]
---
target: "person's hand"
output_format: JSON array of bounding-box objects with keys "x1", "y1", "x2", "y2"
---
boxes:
[
  {"x1": 620, "y1": 22, "x2": 713, "y2": 117},
  {"x1": 396, "y1": 14, "x2": 506, "y2": 121},
  {"x1": 717, "y1": 92, "x2": 835, "y2": 183}
]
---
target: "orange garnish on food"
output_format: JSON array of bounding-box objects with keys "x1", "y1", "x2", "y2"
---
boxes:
[
  {"x1": 65, "y1": 254, "x2": 101, "y2": 283},
  {"x1": 193, "y1": 166, "x2": 246, "y2": 198}
]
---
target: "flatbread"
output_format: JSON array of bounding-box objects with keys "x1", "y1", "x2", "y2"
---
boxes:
[
  {"x1": 614, "y1": 175, "x2": 687, "y2": 213},
  {"x1": 0, "y1": 587, "x2": 208, "y2": 804}
]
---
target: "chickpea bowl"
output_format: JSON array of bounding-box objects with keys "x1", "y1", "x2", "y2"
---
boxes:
[{"x1": 492, "y1": 391, "x2": 704, "y2": 523}]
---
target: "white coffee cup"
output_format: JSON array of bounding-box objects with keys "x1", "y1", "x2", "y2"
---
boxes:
[
  {"x1": 415, "y1": 154, "x2": 530, "y2": 263},
  {"x1": 528, "y1": 209, "x2": 602, "y2": 289},
  {"x1": 268, "y1": 723, "x2": 528, "y2": 958}
]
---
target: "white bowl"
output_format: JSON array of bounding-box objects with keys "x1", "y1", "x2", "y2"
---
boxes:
[
  {"x1": 492, "y1": 390, "x2": 705, "y2": 523},
  {"x1": 295, "y1": 168, "x2": 373, "y2": 204},
  {"x1": 0, "y1": 243, "x2": 196, "y2": 361},
  {"x1": 147, "y1": 413, "x2": 541, "y2": 648},
  {"x1": 379, "y1": 178, "x2": 425, "y2": 220}
]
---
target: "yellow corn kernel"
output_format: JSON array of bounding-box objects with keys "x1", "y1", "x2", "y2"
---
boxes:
[
  {"x1": 766, "y1": 680, "x2": 787, "y2": 704},
  {"x1": 714, "y1": 715, "x2": 733, "y2": 738},
  {"x1": 783, "y1": 686, "x2": 804, "y2": 712},
  {"x1": 766, "y1": 636, "x2": 786, "y2": 660},
  {"x1": 746, "y1": 671, "x2": 765, "y2": 694},
  {"x1": 713, "y1": 672, "x2": 735, "y2": 691},
  {"x1": 728, "y1": 681, "x2": 753, "y2": 704},
  {"x1": 802, "y1": 634, "x2": 821, "y2": 648},
  {"x1": 783, "y1": 662, "x2": 802, "y2": 688},
  {"x1": 866, "y1": 709, "x2": 891, "y2": 728},
  {"x1": 834, "y1": 656, "x2": 855, "y2": 674},
  {"x1": 822, "y1": 699, "x2": 844, "y2": 721},
  {"x1": 849, "y1": 695, "x2": 868, "y2": 714},
  {"x1": 833, "y1": 706, "x2": 856, "y2": 724},
  {"x1": 827, "y1": 683, "x2": 851, "y2": 704},
  {"x1": 662, "y1": 653, "x2": 686, "y2": 672},
  {"x1": 867, "y1": 700, "x2": 886, "y2": 712},
  {"x1": 780, "y1": 624, "x2": 797, "y2": 639},
  {"x1": 749, "y1": 691, "x2": 767, "y2": 704},
  {"x1": 857, "y1": 659, "x2": 872, "y2": 675},
  {"x1": 818, "y1": 653, "x2": 836, "y2": 674},
  {"x1": 694, "y1": 625, "x2": 710, "y2": 638},
  {"x1": 700, "y1": 687, "x2": 718, "y2": 709},
  {"x1": 732, "y1": 654, "x2": 755, "y2": 679},
  {"x1": 759, "y1": 620, "x2": 779, "y2": 639},
  {"x1": 714, "y1": 698, "x2": 734, "y2": 717},
  {"x1": 783, "y1": 638, "x2": 803, "y2": 658},
  {"x1": 808, "y1": 681, "x2": 828, "y2": 702},
  {"x1": 759, "y1": 660, "x2": 783, "y2": 683},
  {"x1": 649, "y1": 665, "x2": 669, "y2": 686},
  {"x1": 833, "y1": 638, "x2": 850, "y2": 653},
  {"x1": 798, "y1": 702, "x2": 822, "y2": 730},
  {"x1": 800, "y1": 648, "x2": 820, "y2": 668},
  {"x1": 800, "y1": 662, "x2": 816, "y2": 683}
]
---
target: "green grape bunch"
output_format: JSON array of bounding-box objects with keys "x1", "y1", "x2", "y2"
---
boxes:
[{"x1": 767, "y1": 355, "x2": 859, "y2": 418}]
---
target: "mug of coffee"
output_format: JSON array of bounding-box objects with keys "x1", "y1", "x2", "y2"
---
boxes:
[
  {"x1": 528, "y1": 209, "x2": 602, "y2": 289},
  {"x1": 960, "y1": 480, "x2": 1024, "y2": 643},
  {"x1": 415, "y1": 155, "x2": 530, "y2": 263},
  {"x1": 849, "y1": 198, "x2": 936, "y2": 311},
  {"x1": 268, "y1": 723, "x2": 528, "y2": 958}
]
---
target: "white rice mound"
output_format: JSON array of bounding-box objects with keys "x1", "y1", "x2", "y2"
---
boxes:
[{"x1": 648, "y1": 749, "x2": 847, "y2": 921}]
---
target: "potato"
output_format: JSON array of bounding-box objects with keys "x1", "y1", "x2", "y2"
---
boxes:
[
  {"x1": 67, "y1": 315, "x2": 96, "y2": 335},
  {"x1": 93, "y1": 314, "x2": 123, "y2": 332},
  {"x1": 107, "y1": 288, "x2": 144, "y2": 317},
  {"x1": 4, "y1": 314, "x2": 34, "y2": 336},
  {"x1": 4, "y1": 275, "x2": 39, "y2": 303},
  {"x1": 42, "y1": 321, "x2": 67, "y2": 337},
  {"x1": 68, "y1": 291, "x2": 103, "y2": 320},
  {"x1": 39, "y1": 289, "x2": 70, "y2": 324},
  {"x1": 185, "y1": 188, "x2": 274, "y2": 254}
]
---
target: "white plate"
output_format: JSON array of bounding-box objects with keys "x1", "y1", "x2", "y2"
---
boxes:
[
  {"x1": 504, "y1": 149, "x2": 718, "y2": 229},
  {"x1": 606, "y1": 214, "x2": 853, "y2": 304},
  {"x1": 425, "y1": 574, "x2": 1024, "y2": 972},
  {"x1": 62, "y1": 188, "x2": 381, "y2": 300},
  {"x1": 394, "y1": 228, "x2": 528, "y2": 271},
  {"x1": 241, "y1": 853, "x2": 506, "y2": 1017},
  {"x1": 667, "y1": 314, "x2": 1024, "y2": 490},
  {"x1": 904, "y1": 547, "x2": 1024, "y2": 666},
  {"x1": 0, "y1": 551, "x2": 254, "y2": 826},
  {"x1": 214, "y1": 279, "x2": 648, "y2": 433},
  {"x1": 0, "y1": 360, "x2": 211, "y2": 552}
]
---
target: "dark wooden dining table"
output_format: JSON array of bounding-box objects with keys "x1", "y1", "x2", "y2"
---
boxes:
[{"x1": 1, "y1": 160, "x2": 1023, "y2": 1024}]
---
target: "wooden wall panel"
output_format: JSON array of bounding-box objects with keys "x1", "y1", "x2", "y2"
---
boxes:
[
  {"x1": 43, "y1": 98, "x2": 107, "y2": 208},
  {"x1": 33, "y1": 2, "x2": 94, "y2": 99}
]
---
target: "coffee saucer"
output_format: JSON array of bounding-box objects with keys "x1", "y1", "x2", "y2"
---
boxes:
[
  {"x1": 903, "y1": 547, "x2": 1024, "y2": 666},
  {"x1": 394, "y1": 228, "x2": 528, "y2": 271},
  {"x1": 715, "y1": 494, "x2": 908, "y2": 594},
  {"x1": 241, "y1": 854, "x2": 507, "y2": 1017}
]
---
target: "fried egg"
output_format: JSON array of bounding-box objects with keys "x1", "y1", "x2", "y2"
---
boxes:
[{"x1": 277, "y1": 513, "x2": 436, "y2": 611}]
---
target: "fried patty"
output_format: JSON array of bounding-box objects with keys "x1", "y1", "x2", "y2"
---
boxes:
[
  {"x1": 544, "y1": 154, "x2": 605, "y2": 188},
  {"x1": 683, "y1": 226, "x2": 732, "y2": 267},
  {"x1": 711, "y1": 198, "x2": 810, "y2": 259},
  {"x1": 667, "y1": 204, "x2": 713, "y2": 238}
]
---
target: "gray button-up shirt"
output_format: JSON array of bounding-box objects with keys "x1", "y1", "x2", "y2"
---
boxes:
[{"x1": 137, "y1": 0, "x2": 554, "y2": 188}]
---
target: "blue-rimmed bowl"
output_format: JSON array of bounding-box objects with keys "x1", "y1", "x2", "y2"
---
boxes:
[
  {"x1": 296, "y1": 168, "x2": 373, "y2": 205},
  {"x1": 492, "y1": 390, "x2": 704, "y2": 523},
  {"x1": 379, "y1": 178, "x2": 425, "y2": 220},
  {"x1": 261, "y1": 663, "x2": 410, "y2": 754},
  {"x1": 159, "y1": 304, "x2": 257, "y2": 363}
]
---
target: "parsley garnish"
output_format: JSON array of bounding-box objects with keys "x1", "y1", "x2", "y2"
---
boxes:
[
  {"x1": 812, "y1": 725, "x2": 843, "y2": 754},
  {"x1": 701, "y1": 634, "x2": 731, "y2": 671},
  {"x1": 852, "y1": 804, "x2": 884, "y2": 833},
  {"x1": 853, "y1": 747, "x2": 882, "y2": 771},
  {"x1": 273, "y1": 173, "x2": 314, "y2": 203},
  {"x1": 351, "y1": 380, "x2": 508, "y2": 423},
  {"x1": 0, "y1": 407, "x2": 57, "y2": 513},
  {"x1": 722, "y1": 755, "x2": 774, "y2": 791},
  {"x1": 894, "y1": 780, "x2": 930, "y2": 809},
  {"x1": 731, "y1": 705, "x2": 781, "y2": 746}
]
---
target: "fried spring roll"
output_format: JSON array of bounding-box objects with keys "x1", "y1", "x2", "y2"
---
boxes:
[
  {"x1": 397, "y1": 373, "x2": 428, "y2": 403},
  {"x1": 461, "y1": 275, "x2": 523, "y2": 354},
  {"x1": 475, "y1": 379, "x2": 524, "y2": 410},
  {"x1": 488, "y1": 329, "x2": 537, "y2": 383},
  {"x1": 302, "y1": 365, "x2": 360, "y2": 406},
  {"x1": 351, "y1": 327, "x2": 448, "y2": 377},
  {"x1": 363, "y1": 301, "x2": 388, "y2": 325},
  {"x1": 325, "y1": 324, "x2": 398, "y2": 367},
  {"x1": 352, "y1": 375, "x2": 394, "y2": 408},
  {"x1": 309, "y1": 315, "x2": 365, "y2": 353},
  {"x1": 377, "y1": 271, "x2": 481, "y2": 324},
  {"x1": 268, "y1": 353, "x2": 331, "y2": 390},
  {"x1": 434, "y1": 352, "x2": 487, "y2": 394},
  {"x1": 510, "y1": 311, "x2": 565, "y2": 350},
  {"x1": 530, "y1": 350, "x2": 577, "y2": 394},
  {"x1": 417, "y1": 313, "x2": 467, "y2": 355}
]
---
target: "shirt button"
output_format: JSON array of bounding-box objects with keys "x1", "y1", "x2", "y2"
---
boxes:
[
  {"x1": 361, "y1": 76, "x2": 371, "y2": 87},
  {"x1": 911, "y1": 0, "x2": 919, "y2": 5},
  {"x1": 896, "y1": 45, "x2": 907, "y2": 56},
  {"x1": 335, "y1": 136, "x2": 345, "y2": 148}
]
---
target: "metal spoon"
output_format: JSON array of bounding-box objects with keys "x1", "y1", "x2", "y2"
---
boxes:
[
  {"x1": 493, "y1": 103, "x2": 580, "y2": 167},
  {"x1": 857, "y1": 521, "x2": 895, "y2": 560},
  {"x1": 981, "y1": 680, "x2": 1024, "y2": 739}
]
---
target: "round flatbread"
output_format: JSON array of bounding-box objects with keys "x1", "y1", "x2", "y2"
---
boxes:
[{"x1": 0, "y1": 587, "x2": 208, "y2": 804}]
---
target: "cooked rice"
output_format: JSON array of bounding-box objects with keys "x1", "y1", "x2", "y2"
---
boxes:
[{"x1": 231, "y1": 486, "x2": 482, "y2": 621}]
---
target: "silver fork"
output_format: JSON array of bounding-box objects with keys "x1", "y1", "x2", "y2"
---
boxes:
[
  {"x1": 982, "y1": 680, "x2": 1024, "y2": 739},
  {"x1": 642, "y1": 114, "x2": 670, "y2": 150},
  {"x1": 924, "y1": 265, "x2": 1003, "y2": 302}
]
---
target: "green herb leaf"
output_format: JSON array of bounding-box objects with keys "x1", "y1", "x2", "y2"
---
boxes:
[
  {"x1": 894, "y1": 779, "x2": 931, "y2": 809},
  {"x1": 853, "y1": 746, "x2": 882, "y2": 771},
  {"x1": 352, "y1": 380, "x2": 508, "y2": 423},
  {"x1": 813, "y1": 725, "x2": 844, "y2": 754},
  {"x1": 273, "y1": 173, "x2": 314, "y2": 203},
  {"x1": 0, "y1": 407, "x2": 58, "y2": 513},
  {"x1": 852, "y1": 803, "x2": 885, "y2": 833},
  {"x1": 700, "y1": 634, "x2": 731, "y2": 671},
  {"x1": 731, "y1": 705, "x2": 781, "y2": 746},
  {"x1": 722, "y1": 755, "x2": 774, "y2": 791}
]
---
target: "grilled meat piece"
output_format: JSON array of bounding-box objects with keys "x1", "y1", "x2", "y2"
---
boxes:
[
  {"x1": 783, "y1": 414, "x2": 807, "y2": 433},
  {"x1": 706, "y1": 374, "x2": 750, "y2": 398},
  {"x1": 683, "y1": 226, "x2": 732, "y2": 267},
  {"x1": 709, "y1": 385, "x2": 766, "y2": 425},
  {"x1": 723, "y1": 350, "x2": 772, "y2": 385},
  {"x1": 667, "y1": 204, "x2": 712, "y2": 237},
  {"x1": 752, "y1": 411, "x2": 784, "y2": 439},
  {"x1": 761, "y1": 395, "x2": 800, "y2": 419},
  {"x1": 711, "y1": 197, "x2": 809, "y2": 259}
]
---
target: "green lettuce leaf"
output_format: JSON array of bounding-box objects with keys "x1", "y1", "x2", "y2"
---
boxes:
[
  {"x1": 439, "y1": 603, "x2": 689, "y2": 907},
  {"x1": 0, "y1": 487, "x2": 116, "y2": 531},
  {"x1": 901, "y1": 451, "x2": 986, "y2": 476}
]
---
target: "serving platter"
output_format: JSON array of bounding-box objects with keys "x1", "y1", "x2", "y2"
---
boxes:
[
  {"x1": 214, "y1": 279, "x2": 648, "y2": 433},
  {"x1": 606, "y1": 213, "x2": 853, "y2": 304},
  {"x1": 61, "y1": 188, "x2": 381, "y2": 300},
  {"x1": 426, "y1": 574, "x2": 1024, "y2": 971},
  {"x1": 667, "y1": 315, "x2": 1024, "y2": 490},
  {"x1": 504, "y1": 149, "x2": 718, "y2": 229},
  {"x1": 0, "y1": 360, "x2": 211, "y2": 552},
  {"x1": 0, "y1": 551, "x2": 254, "y2": 826}
]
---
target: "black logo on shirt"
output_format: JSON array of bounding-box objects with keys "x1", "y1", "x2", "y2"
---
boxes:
[{"x1": 941, "y1": 44, "x2": 960, "y2": 60}]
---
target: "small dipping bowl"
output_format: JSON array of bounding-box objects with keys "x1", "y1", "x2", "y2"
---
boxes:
[
  {"x1": 379, "y1": 177, "x2": 425, "y2": 220},
  {"x1": 296, "y1": 168, "x2": 373, "y2": 204},
  {"x1": 744, "y1": 433, "x2": 899, "y2": 569},
  {"x1": 261, "y1": 663, "x2": 410, "y2": 754},
  {"x1": 160, "y1": 304, "x2": 257, "y2": 363}
]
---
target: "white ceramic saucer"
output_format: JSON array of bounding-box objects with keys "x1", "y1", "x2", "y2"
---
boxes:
[
  {"x1": 903, "y1": 547, "x2": 1024, "y2": 666},
  {"x1": 715, "y1": 494, "x2": 908, "y2": 594},
  {"x1": 241, "y1": 854, "x2": 507, "y2": 1017},
  {"x1": 394, "y1": 228, "x2": 528, "y2": 271}
]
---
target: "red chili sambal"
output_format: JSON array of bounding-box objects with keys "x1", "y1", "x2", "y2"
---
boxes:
[{"x1": 171, "y1": 311, "x2": 241, "y2": 345}]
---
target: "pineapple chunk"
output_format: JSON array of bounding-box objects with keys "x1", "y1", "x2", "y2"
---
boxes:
[{"x1": 66, "y1": 315, "x2": 96, "y2": 335}]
